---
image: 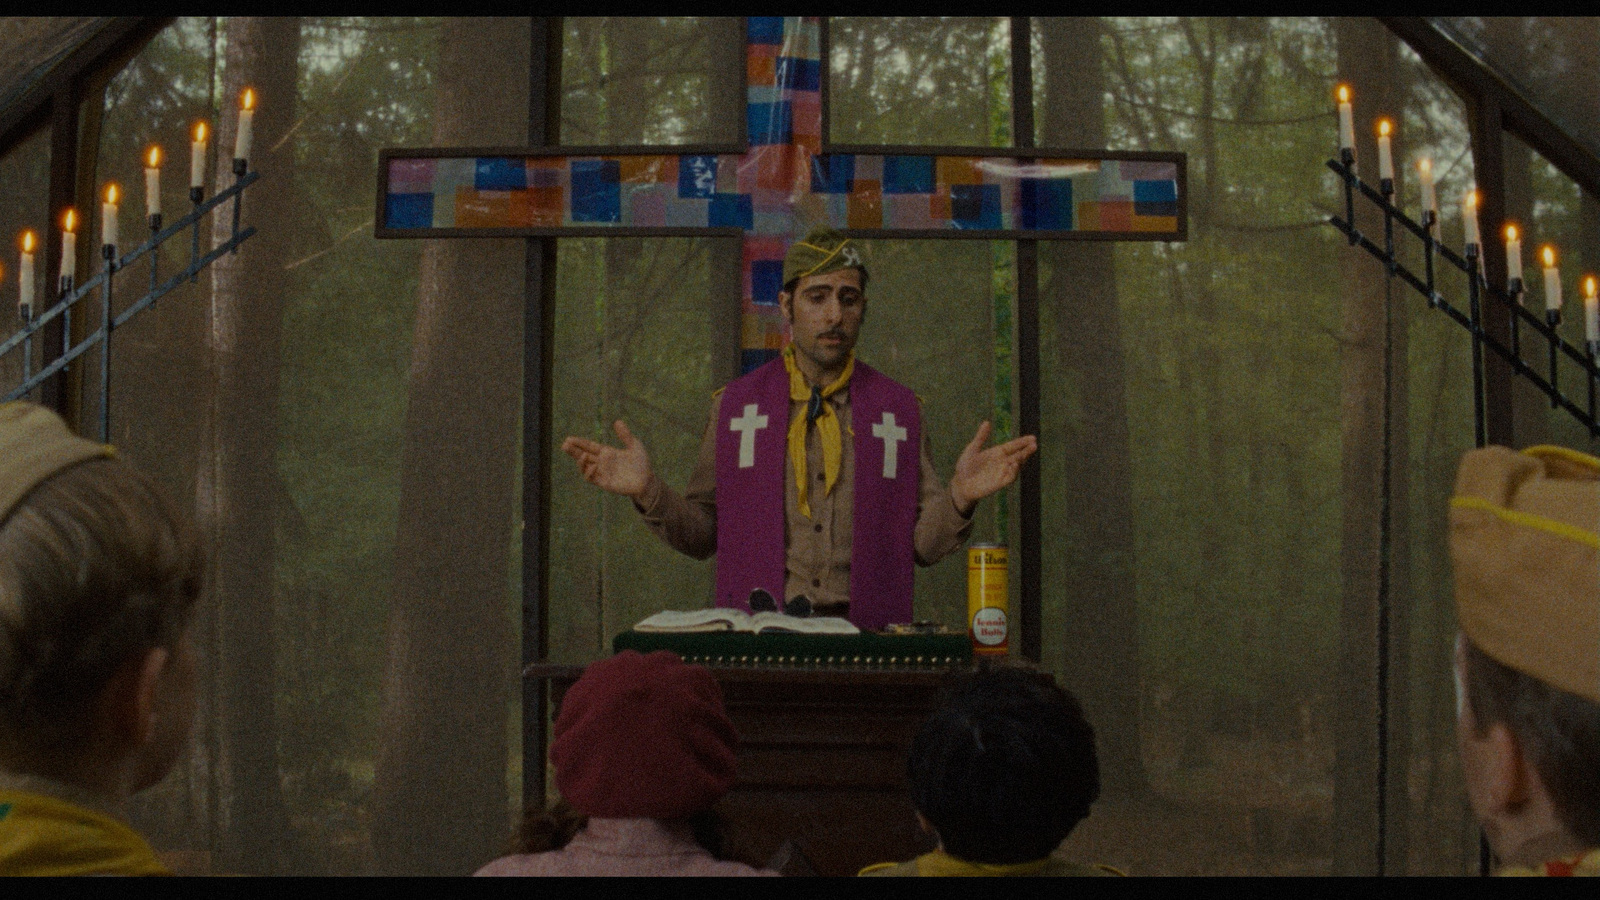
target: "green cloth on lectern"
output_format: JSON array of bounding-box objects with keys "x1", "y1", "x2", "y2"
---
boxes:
[{"x1": 612, "y1": 630, "x2": 971, "y2": 666}]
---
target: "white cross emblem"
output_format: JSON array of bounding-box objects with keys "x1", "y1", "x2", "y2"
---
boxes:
[
  {"x1": 872, "y1": 412, "x2": 908, "y2": 479},
  {"x1": 729, "y1": 403, "x2": 769, "y2": 469}
]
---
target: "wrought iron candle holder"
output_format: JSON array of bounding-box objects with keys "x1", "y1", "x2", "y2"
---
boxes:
[
  {"x1": 1, "y1": 170, "x2": 260, "y2": 441},
  {"x1": 1326, "y1": 156, "x2": 1600, "y2": 442}
]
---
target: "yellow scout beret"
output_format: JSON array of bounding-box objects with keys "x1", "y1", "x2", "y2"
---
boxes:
[
  {"x1": 783, "y1": 226, "x2": 867, "y2": 287},
  {"x1": 0, "y1": 401, "x2": 115, "y2": 527},
  {"x1": 1449, "y1": 445, "x2": 1599, "y2": 703}
]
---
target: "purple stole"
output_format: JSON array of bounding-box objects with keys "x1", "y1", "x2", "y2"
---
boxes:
[{"x1": 713, "y1": 357, "x2": 920, "y2": 630}]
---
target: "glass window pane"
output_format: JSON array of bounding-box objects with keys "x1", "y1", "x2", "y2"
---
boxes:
[
  {"x1": 91, "y1": 16, "x2": 527, "y2": 876},
  {"x1": 829, "y1": 17, "x2": 1012, "y2": 147},
  {"x1": 851, "y1": 238, "x2": 1019, "y2": 624},
  {"x1": 1034, "y1": 17, "x2": 1479, "y2": 875},
  {"x1": 560, "y1": 17, "x2": 742, "y2": 146},
  {"x1": 1500, "y1": 129, "x2": 1598, "y2": 452},
  {"x1": 0, "y1": 126, "x2": 49, "y2": 399},
  {"x1": 549, "y1": 237, "x2": 723, "y2": 658},
  {"x1": 1431, "y1": 18, "x2": 1600, "y2": 165}
]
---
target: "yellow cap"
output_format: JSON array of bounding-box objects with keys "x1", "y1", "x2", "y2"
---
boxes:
[
  {"x1": 1449, "y1": 445, "x2": 1599, "y2": 703},
  {"x1": 0, "y1": 402, "x2": 115, "y2": 527},
  {"x1": 782, "y1": 226, "x2": 867, "y2": 287}
]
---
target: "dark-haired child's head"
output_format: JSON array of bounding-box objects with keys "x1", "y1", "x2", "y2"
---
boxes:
[
  {"x1": 0, "y1": 402, "x2": 202, "y2": 796},
  {"x1": 908, "y1": 667, "x2": 1100, "y2": 865}
]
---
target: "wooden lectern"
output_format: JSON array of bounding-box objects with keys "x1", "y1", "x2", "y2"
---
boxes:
[{"x1": 526, "y1": 661, "x2": 994, "y2": 876}]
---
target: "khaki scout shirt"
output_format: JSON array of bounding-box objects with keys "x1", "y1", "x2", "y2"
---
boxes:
[{"x1": 633, "y1": 382, "x2": 973, "y2": 609}]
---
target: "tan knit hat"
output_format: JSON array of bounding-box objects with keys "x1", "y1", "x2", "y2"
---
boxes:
[
  {"x1": 1449, "y1": 444, "x2": 1599, "y2": 703},
  {"x1": 0, "y1": 401, "x2": 115, "y2": 527}
]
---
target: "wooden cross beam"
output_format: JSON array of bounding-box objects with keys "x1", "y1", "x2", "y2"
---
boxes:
[{"x1": 375, "y1": 16, "x2": 1186, "y2": 372}]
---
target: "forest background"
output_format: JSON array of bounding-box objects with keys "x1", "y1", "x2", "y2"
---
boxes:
[{"x1": 0, "y1": 16, "x2": 1595, "y2": 876}]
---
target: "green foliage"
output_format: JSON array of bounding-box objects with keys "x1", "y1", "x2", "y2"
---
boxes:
[
  {"x1": 561, "y1": 17, "x2": 740, "y2": 145},
  {"x1": 830, "y1": 17, "x2": 1012, "y2": 147},
  {"x1": 548, "y1": 237, "x2": 721, "y2": 659}
]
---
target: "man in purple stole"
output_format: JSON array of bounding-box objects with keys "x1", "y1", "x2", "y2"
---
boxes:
[{"x1": 561, "y1": 228, "x2": 1037, "y2": 629}]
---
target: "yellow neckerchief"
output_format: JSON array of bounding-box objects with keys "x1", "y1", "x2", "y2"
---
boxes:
[
  {"x1": 913, "y1": 848, "x2": 1052, "y2": 877},
  {"x1": 0, "y1": 788, "x2": 169, "y2": 876},
  {"x1": 1497, "y1": 848, "x2": 1600, "y2": 877},
  {"x1": 782, "y1": 344, "x2": 854, "y2": 519}
]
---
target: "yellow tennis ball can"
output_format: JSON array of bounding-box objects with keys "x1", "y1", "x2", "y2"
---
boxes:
[{"x1": 967, "y1": 544, "x2": 1008, "y2": 656}]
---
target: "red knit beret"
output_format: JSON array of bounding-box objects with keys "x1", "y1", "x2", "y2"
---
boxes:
[{"x1": 551, "y1": 650, "x2": 739, "y2": 819}]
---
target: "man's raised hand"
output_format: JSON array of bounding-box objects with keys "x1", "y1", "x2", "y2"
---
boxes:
[
  {"x1": 560, "y1": 420, "x2": 653, "y2": 500},
  {"x1": 948, "y1": 420, "x2": 1038, "y2": 514}
]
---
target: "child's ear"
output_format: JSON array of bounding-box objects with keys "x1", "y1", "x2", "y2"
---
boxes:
[
  {"x1": 1481, "y1": 721, "x2": 1533, "y2": 814},
  {"x1": 100, "y1": 646, "x2": 171, "y2": 746}
]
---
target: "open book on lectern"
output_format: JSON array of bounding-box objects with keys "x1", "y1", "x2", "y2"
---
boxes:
[{"x1": 632, "y1": 608, "x2": 861, "y2": 636}]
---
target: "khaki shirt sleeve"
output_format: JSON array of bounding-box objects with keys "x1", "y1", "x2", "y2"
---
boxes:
[
  {"x1": 632, "y1": 392, "x2": 721, "y2": 560},
  {"x1": 913, "y1": 423, "x2": 973, "y2": 566}
]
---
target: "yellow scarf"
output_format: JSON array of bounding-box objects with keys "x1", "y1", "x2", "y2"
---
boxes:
[
  {"x1": 0, "y1": 788, "x2": 169, "y2": 876},
  {"x1": 914, "y1": 848, "x2": 1052, "y2": 876},
  {"x1": 782, "y1": 344, "x2": 853, "y2": 519}
]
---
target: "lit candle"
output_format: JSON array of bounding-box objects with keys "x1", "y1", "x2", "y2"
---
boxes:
[
  {"x1": 19, "y1": 230, "x2": 35, "y2": 312},
  {"x1": 101, "y1": 183, "x2": 119, "y2": 249},
  {"x1": 59, "y1": 209, "x2": 77, "y2": 287},
  {"x1": 191, "y1": 121, "x2": 208, "y2": 190},
  {"x1": 1463, "y1": 190, "x2": 1480, "y2": 246},
  {"x1": 1418, "y1": 159, "x2": 1437, "y2": 233},
  {"x1": 1504, "y1": 224, "x2": 1522, "y2": 288},
  {"x1": 234, "y1": 88, "x2": 255, "y2": 165},
  {"x1": 1585, "y1": 276, "x2": 1599, "y2": 344},
  {"x1": 144, "y1": 146, "x2": 162, "y2": 218},
  {"x1": 1377, "y1": 119, "x2": 1394, "y2": 182},
  {"x1": 1543, "y1": 246, "x2": 1562, "y2": 315},
  {"x1": 1337, "y1": 85, "x2": 1355, "y2": 156}
]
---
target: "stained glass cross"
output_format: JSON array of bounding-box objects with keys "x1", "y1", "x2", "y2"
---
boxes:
[{"x1": 374, "y1": 16, "x2": 1186, "y2": 372}]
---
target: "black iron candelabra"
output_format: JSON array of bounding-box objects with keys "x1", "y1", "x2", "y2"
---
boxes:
[
  {"x1": 2, "y1": 164, "x2": 258, "y2": 441},
  {"x1": 1327, "y1": 154, "x2": 1600, "y2": 443}
]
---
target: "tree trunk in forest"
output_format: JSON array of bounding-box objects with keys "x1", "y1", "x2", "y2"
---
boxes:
[
  {"x1": 198, "y1": 15, "x2": 299, "y2": 875},
  {"x1": 1331, "y1": 16, "x2": 1401, "y2": 876},
  {"x1": 1485, "y1": 19, "x2": 1550, "y2": 448},
  {"x1": 1383, "y1": 48, "x2": 1414, "y2": 878},
  {"x1": 707, "y1": 17, "x2": 744, "y2": 390},
  {"x1": 597, "y1": 18, "x2": 650, "y2": 645},
  {"x1": 1557, "y1": 19, "x2": 1600, "y2": 374},
  {"x1": 1036, "y1": 17, "x2": 1146, "y2": 796},
  {"x1": 371, "y1": 17, "x2": 529, "y2": 876}
]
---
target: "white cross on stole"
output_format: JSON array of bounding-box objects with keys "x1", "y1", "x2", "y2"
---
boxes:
[
  {"x1": 730, "y1": 403, "x2": 769, "y2": 469},
  {"x1": 872, "y1": 411, "x2": 908, "y2": 479}
]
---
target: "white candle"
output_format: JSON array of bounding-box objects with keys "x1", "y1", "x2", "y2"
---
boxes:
[
  {"x1": 101, "y1": 184, "x2": 118, "y2": 249},
  {"x1": 234, "y1": 88, "x2": 255, "y2": 164},
  {"x1": 1504, "y1": 224, "x2": 1522, "y2": 288},
  {"x1": 1463, "y1": 191, "x2": 1479, "y2": 246},
  {"x1": 19, "y1": 231, "x2": 34, "y2": 313},
  {"x1": 59, "y1": 210, "x2": 76, "y2": 287},
  {"x1": 190, "y1": 121, "x2": 208, "y2": 190},
  {"x1": 1337, "y1": 86, "x2": 1354, "y2": 155},
  {"x1": 1418, "y1": 159, "x2": 1437, "y2": 234},
  {"x1": 1542, "y1": 247, "x2": 1562, "y2": 315},
  {"x1": 144, "y1": 146, "x2": 162, "y2": 218},
  {"x1": 1377, "y1": 119, "x2": 1394, "y2": 181},
  {"x1": 1585, "y1": 277, "x2": 1599, "y2": 344}
]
